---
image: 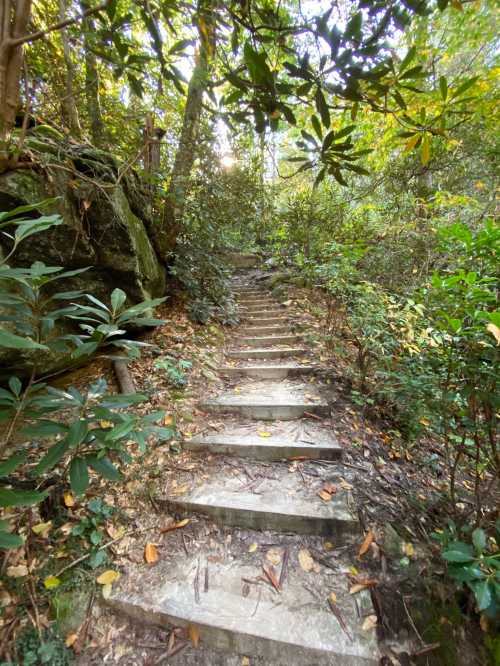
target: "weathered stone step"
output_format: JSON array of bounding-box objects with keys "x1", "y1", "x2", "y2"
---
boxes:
[
  {"x1": 245, "y1": 316, "x2": 291, "y2": 326},
  {"x1": 184, "y1": 425, "x2": 341, "y2": 460},
  {"x1": 200, "y1": 382, "x2": 328, "y2": 420},
  {"x1": 242, "y1": 309, "x2": 286, "y2": 318},
  {"x1": 108, "y1": 545, "x2": 378, "y2": 665},
  {"x1": 240, "y1": 304, "x2": 284, "y2": 312},
  {"x1": 226, "y1": 347, "x2": 306, "y2": 360},
  {"x1": 238, "y1": 335, "x2": 302, "y2": 347},
  {"x1": 241, "y1": 325, "x2": 292, "y2": 335},
  {"x1": 218, "y1": 364, "x2": 314, "y2": 379},
  {"x1": 160, "y1": 461, "x2": 355, "y2": 536}
]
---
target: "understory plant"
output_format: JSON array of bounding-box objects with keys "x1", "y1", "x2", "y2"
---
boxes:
[{"x1": 0, "y1": 204, "x2": 175, "y2": 549}]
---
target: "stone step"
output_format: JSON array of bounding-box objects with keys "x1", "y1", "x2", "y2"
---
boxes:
[
  {"x1": 244, "y1": 316, "x2": 291, "y2": 326},
  {"x1": 233, "y1": 289, "x2": 265, "y2": 295},
  {"x1": 218, "y1": 364, "x2": 314, "y2": 379},
  {"x1": 200, "y1": 382, "x2": 328, "y2": 420},
  {"x1": 240, "y1": 304, "x2": 284, "y2": 312},
  {"x1": 241, "y1": 325, "x2": 292, "y2": 335},
  {"x1": 226, "y1": 347, "x2": 306, "y2": 360},
  {"x1": 108, "y1": 544, "x2": 378, "y2": 666},
  {"x1": 159, "y1": 460, "x2": 356, "y2": 536},
  {"x1": 184, "y1": 423, "x2": 341, "y2": 460},
  {"x1": 242, "y1": 309, "x2": 286, "y2": 318},
  {"x1": 238, "y1": 335, "x2": 302, "y2": 347}
]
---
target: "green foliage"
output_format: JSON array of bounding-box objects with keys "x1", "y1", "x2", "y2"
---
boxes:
[
  {"x1": 0, "y1": 211, "x2": 172, "y2": 549},
  {"x1": 154, "y1": 356, "x2": 192, "y2": 387},
  {"x1": 434, "y1": 522, "x2": 500, "y2": 618},
  {"x1": 14, "y1": 626, "x2": 73, "y2": 666}
]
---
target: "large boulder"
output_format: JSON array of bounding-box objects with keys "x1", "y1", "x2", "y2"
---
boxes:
[{"x1": 0, "y1": 138, "x2": 166, "y2": 375}]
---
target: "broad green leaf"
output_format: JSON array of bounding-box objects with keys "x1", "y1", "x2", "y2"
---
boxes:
[
  {"x1": 0, "y1": 451, "x2": 27, "y2": 477},
  {"x1": 472, "y1": 528, "x2": 486, "y2": 552},
  {"x1": 69, "y1": 457, "x2": 89, "y2": 495},
  {"x1": 0, "y1": 330, "x2": 47, "y2": 350},
  {"x1": 315, "y1": 88, "x2": 330, "y2": 128},
  {"x1": 439, "y1": 76, "x2": 448, "y2": 101},
  {"x1": 111, "y1": 288, "x2": 127, "y2": 313},
  {"x1": 87, "y1": 456, "x2": 122, "y2": 481},
  {"x1": 421, "y1": 133, "x2": 431, "y2": 165},
  {"x1": 0, "y1": 530, "x2": 24, "y2": 549},
  {"x1": 0, "y1": 487, "x2": 47, "y2": 508},
  {"x1": 33, "y1": 439, "x2": 70, "y2": 475},
  {"x1": 472, "y1": 580, "x2": 492, "y2": 611}
]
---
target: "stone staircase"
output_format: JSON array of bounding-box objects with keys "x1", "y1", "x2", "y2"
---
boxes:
[{"x1": 108, "y1": 273, "x2": 379, "y2": 664}]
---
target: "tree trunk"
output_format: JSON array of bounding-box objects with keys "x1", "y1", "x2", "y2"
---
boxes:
[
  {"x1": 151, "y1": 0, "x2": 214, "y2": 261},
  {"x1": 81, "y1": 1, "x2": 105, "y2": 147},
  {"x1": 0, "y1": 0, "x2": 32, "y2": 171},
  {"x1": 59, "y1": 0, "x2": 82, "y2": 137}
]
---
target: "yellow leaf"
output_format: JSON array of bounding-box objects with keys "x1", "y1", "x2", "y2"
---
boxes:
[
  {"x1": 96, "y1": 569, "x2": 120, "y2": 585},
  {"x1": 486, "y1": 323, "x2": 500, "y2": 345},
  {"x1": 144, "y1": 543, "x2": 158, "y2": 564},
  {"x1": 164, "y1": 414, "x2": 174, "y2": 426},
  {"x1": 32, "y1": 521, "x2": 52, "y2": 537},
  {"x1": 99, "y1": 420, "x2": 113, "y2": 429},
  {"x1": 403, "y1": 542, "x2": 415, "y2": 557},
  {"x1": 44, "y1": 576, "x2": 61, "y2": 590},
  {"x1": 362, "y1": 614, "x2": 378, "y2": 631},
  {"x1": 298, "y1": 549, "x2": 314, "y2": 572},
  {"x1": 101, "y1": 583, "x2": 112, "y2": 599},
  {"x1": 258, "y1": 431, "x2": 271, "y2": 438},
  {"x1": 404, "y1": 134, "x2": 420, "y2": 152},
  {"x1": 419, "y1": 417, "x2": 430, "y2": 427},
  {"x1": 349, "y1": 566, "x2": 359, "y2": 576},
  {"x1": 65, "y1": 633, "x2": 79, "y2": 648},
  {"x1": 188, "y1": 623, "x2": 200, "y2": 647},
  {"x1": 175, "y1": 518, "x2": 190, "y2": 528},
  {"x1": 324, "y1": 541, "x2": 334, "y2": 551},
  {"x1": 329, "y1": 591, "x2": 337, "y2": 604},
  {"x1": 63, "y1": 492, "x2": 75, "y2": 507},
  {"x1": 421, "y1": 133, "x2": 431, "y2": 165},
  {"x1": 248, "y1": 542, "x2": 258, "y2": 553}
]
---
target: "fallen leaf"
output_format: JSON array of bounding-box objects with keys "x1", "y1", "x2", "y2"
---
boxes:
[
  {"x1": 266, "y1": 548, "x2": 281, "y2": 566},
  {"x1": 324, "y1": 541, "x2": 334, "y2": 551},
  {"x1": 144, "y1": 543, "x2": 158, "y2": 563},
  {"x1": 188, "y1": 623, "x2": 200, "y2": 647},
  {"x1": 358, "y1": 529, "x2": 375, "y2": 559},
  {"x1": 262, "y1": 564, "x2": 281, "y2": 592},
  {"x1": 171, "y1": 483, "x2": 189, "y2": 495},
  {"x1": 96, "y1": 569, "x2": 120, "y2": 585},
  {"x1": 323, "y1": 482, "x2": 337, "y2": 494},
  {"x1": 362, "y1": 615, "x2": 378, "y2": 631},
  {"x1": 164, "y1": 414, "x2": 174, "y2": 426},
  {"x1": 65, "y1": 633, "x2": 78, "y2": 648},
  {"x1": 32, "y1": 521, "x2": 52, "y2": 537},
  {"x1": 258, "y1": 431, "x2": 271, "y2": 438},
  {"x1": 402, "y1": 542, "x2": 415, "y2": 557},
  {"x1": 329, "y1": 591, "x2": 337, "y2": 604},
  {"x1": 63, "y1": 492, "x2": 75, "y2": 507},
  {"x1": 101, "y1": 583, "x2": 112, "y2": 599},
  {"x1": 248, "y1": 542, "x2": 258, "y2": 553},
  {"x1": 298, "y1": 549, "x2": 314, "y2": 572},
  {"x1": 241, "y1": 658, "x2": 250, "y2": 666},
  {"x1": 44, "y1": 576, "x2": 61, "y2": 590},
  {"x1": 486, "y1": 322, "x2": 500, "y2": 345},
  {"x1": 160, "y1": 518, "x2": 190, "y2": 534},
  {"x1": 7, "y1": 565, "x2": 28, "y2": 578},
  {"x1": 318, "y1": 490, "x2": 333, "y2": 502},
  {"x1": 340, "y1": 478, "x2": 353, "y2": 490},
  {"x1": 106, "y1": 524, "x2": 126, "y2": 540},
  {"x1": 99, "y1": 420, "x2": 113, "y2": 429}
]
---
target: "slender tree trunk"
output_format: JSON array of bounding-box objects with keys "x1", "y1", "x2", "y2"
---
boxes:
[
  {"x1": 59, "y1": 0, "x2": 81, "y2": 137},
  {"x1": 81, "y1": 1, "x2": 105, "y2": 147},
  {"x1": 151, "y1": 0, "x2": 214, "y2": 261},
  {"x1": 0, "y1": 0, "x2": 32, "y2": 170}
]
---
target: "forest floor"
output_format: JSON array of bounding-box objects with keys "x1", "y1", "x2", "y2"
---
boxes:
[{"x1": 1, "y1": 279, "x2": 490, "y2": 665}]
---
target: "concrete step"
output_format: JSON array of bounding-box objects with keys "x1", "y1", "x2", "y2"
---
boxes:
[
  {"x1": 242, "y1": 309, "x2": 286, "y2": 318},
  {"x1": 240, "y1": 304, "x2": 284, "y2": 312},
  {"x1": 244, "y1": 316, "x2": 291, "y2": 326},
  {"x1": 238, "y1": 335, "x2": 302, "y2": 347},
  {"x1": 241, "y1": 325, "x2": 292, "y2": 335},
  {"x1": 184, "y1": 422, "x2": 341, "y2": 460},
  {"x1": 226, "y1": 347, "x2": 307, "y2": 360},
  {"x1": 200, "y1": 381, "x2": 328, "y2": 420},
  {"x1": 218, "y1": 364, "x2": 314, "y2": 379},
  {"x1": 108, "y1": 544, "x2": 378, "y2": 665},
  {"x1": 159, "y1": 461, "x2": 356, "y2": 536}
]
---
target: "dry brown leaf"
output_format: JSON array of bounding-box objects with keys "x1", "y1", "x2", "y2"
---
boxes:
[
  {"x1": 298, "y1": 549, "x2": 314, "y2": 572},
  {"x1": 188, "y1": 623, "x2": 200, "y2": 647},
  {"x1": 329, "y1": 591, "x2": 337, "y2": 604},
  {"x1": 144, "y1": 543, "x2": 158, "y2": 563},
  {"x1": 340, "y1": 478, "x2": 353, "y2": 490},
  {"x1": 358, "y1": 529, "x2": 375, "y2": 559},
  {"x1": 486, "y1": 322, "x2": 500, "y2": 345},
  {"x1": 160, "y1": 518, "x2": 190, "y2": 534},
  {"x1": 318, "y1": 490, "x2": 332, "y2": 502},
  {"x1": 164, "y1": 414, "x2": 174, "y2": 426},
  {"x1": 322, "y1": 482, "x2": 337, "y2": 494},
  {"x1": 262, "y1": 564, "x2": 281, "y2": 592},
  {"x1": 6, "y1": 565, "x2": 28, "y2": 578},
  {"x1": 65, "y1": 633, "x2": 79, "y2": 648}
]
